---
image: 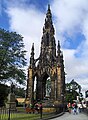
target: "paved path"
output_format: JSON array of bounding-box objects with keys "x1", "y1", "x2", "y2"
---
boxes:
[{"x1": 51, "y1": 112, "x2": 88, "y2": 120}]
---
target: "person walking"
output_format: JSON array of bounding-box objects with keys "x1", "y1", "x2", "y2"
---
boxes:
[
  {"x1": 73, "y1": 103, "x2": 78, "y2": 115},
  {"x1": 78, "y1": 102, "x2": 82, "y2": 113},
  {"x1": 67, "y1": 102, "x2": 71, "y2": 113},
  {"x1": 72, "y1": 103, "x2": 75, "y2": 114},
  {"x1": 40, "y1": 103, "x2": 43, "y2": 119}
]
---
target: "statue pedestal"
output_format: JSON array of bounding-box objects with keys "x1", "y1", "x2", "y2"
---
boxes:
[
  {"x1": 6, "y1": 93, "x2": 16, "y2": 111},
  {"x1": 6, "y1": 102, "x2": 16, "y2": 110}
]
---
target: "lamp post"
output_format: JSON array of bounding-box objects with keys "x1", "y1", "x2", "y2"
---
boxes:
[
  {"x1": 8, "y1": 105, "x2": 10, "y2": 120},
  {"x1": 40, "y1": 102, "x2": 42, "y2": 119}
]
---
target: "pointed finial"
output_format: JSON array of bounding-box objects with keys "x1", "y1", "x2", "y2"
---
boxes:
[
  {"x1": 46, "y1": 4, "x2": 52, "y2": 19},
  {"x1": 30, "y1": 43, "x2": 35, "y2": 67},
  {"x1": 32, "y1": 43, "x2": 34, "y2": 51},
  {"x1": 32, "y1": 43, "x2": 34, "y2": 47},
  {"x1": 48, "y1": 4, "x2": 50, "y2": 10},
  {"x1": 47, "y1": 4, "x2": 51, "y2": 13},
  {"x1": 58, "y1": 40, "x2": 60, "y2": 48},
  {"x1": 31, "y1": 43, "x2": 34, "y2": 56},
  {"x1": 57, "y1": 40, "x2": 61, "y2": 55}
]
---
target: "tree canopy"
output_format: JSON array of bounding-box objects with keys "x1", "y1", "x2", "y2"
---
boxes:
[
  {"x1": 0, "y1": 83, "x2": 9, "y2": 107},
  {"x1": 65, "y1": 79, "x2": 82, "y2": 103},
  {"x1": 0, "y1": 28, "x2": 27, "y2": 84},
  {"x1": 66, "y1": 79, "x2": 81, "y2": 93}
]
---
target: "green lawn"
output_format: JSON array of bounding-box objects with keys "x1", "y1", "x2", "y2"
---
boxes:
[
  {"x1": 0, "y1": 113, "x2": 52, "y2": 120},
  {"x1": 0, "y1": 107, "x2": 40, "y2": 120},
  {"x1": 0, "y1": 107, "x2": 52, "y2": 120},
  {"x1": 0, "y1": 113, "x2": 40, "y2": 120}
]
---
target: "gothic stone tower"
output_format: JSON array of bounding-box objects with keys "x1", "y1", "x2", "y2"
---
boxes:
[{"x1": 26, "y1": 5, "x2": 65, "y2": 105}]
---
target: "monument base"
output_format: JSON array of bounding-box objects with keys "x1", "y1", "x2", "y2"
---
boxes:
[
  {"x1": 42, "y1": 100, "x2": 63, "y2": 113},
  {"x1": 42, "y1": 100, "x2": 62, "y2": 107},
  {"x1": 6, "y1": 92, "x2": 16, "y2": 111},
  {"x1": 6, "y1": 102, "x2": 16, "y2": 111}
]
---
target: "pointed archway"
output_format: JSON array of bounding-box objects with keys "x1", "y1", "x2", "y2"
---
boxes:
[{"x1": 41, "y1": 72, "x2": 51, "y2": 100}]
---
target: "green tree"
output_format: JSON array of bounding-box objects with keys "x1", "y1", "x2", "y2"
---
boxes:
[
  {"x1": 0, "y1": 83, "x2": 9, "y2": 107},
  {"x1": 66, "y1": 79, "x2": 81, "y2": 93},
  {"x1": 65, "y1": 79, "x2": 82, "y2": 103},
  {"x1": 0, "y1": 28, "x2": 26, "y2": 84},
  {"x1": 14, "y1": 87, "x2": 25, "y2": 98},
  {"x1": 66, "y1": 90, "x2": 79, "y2": 103}
]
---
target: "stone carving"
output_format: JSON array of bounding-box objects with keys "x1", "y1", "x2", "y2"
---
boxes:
[{"x1": 6, "y1": 83, "x2": 16, "y2": 110}]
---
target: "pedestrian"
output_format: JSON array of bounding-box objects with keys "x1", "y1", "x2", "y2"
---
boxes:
[
  {"x1": 78, "y1": 102, "x2": 82, "y2": 113},
  {"x1": 40, "y1": 103, "x2": 43, "y2": 119},
  {"x1": 74, "y1": 103, "x2": 78, "y2": 115},
  {"x1": 72, "y1": 103, "x2": 75, "y2": 114},
  {"x1": 34, "y1": 103, "x2": 40, "y2": 113},
  {"x1": 67, "y1": 102, "x2": 71, "y2": 113}
]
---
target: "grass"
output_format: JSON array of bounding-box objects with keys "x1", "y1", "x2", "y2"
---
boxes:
[
  {"x1": 0, "y1": 113, "x2": 40, "y2": 120},
  {"x1": 0, "y1": 113, "x2": 51, "y2": 120},
  {"x1": 0, "y1": 107, "x2": 52, "y2": 120}
]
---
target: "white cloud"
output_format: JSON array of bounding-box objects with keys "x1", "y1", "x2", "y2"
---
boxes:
[
  {"x1": 7, "y1": 6, "x2": 45, "y2": 61},
  {"x1": 52, "y1": 0, "x2": 88, "y2": 33},
  {"x1": 6, "y1": 0, "x2": 88, "y2": 95},
  {"x1": 64, "y1": 49, "x2": 88, "y2": 80},
  {"x1": 51, "y1": 0, "x2": 88, "y2": 94}
]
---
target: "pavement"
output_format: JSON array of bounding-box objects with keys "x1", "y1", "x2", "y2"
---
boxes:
[{"x1": 51, "y1": 112, "x2": 88, "y2": 120}]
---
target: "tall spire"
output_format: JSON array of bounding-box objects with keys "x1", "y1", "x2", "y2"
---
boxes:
[
  {"x1": 40, "y1": 4, "x2": 56, "y2": 60},
  {"x1": 47, "y1": 4, "x2": 51, "y2": 17},
  {"x1": 43, "y1": 4, "x2": 54, "y2": 35}
]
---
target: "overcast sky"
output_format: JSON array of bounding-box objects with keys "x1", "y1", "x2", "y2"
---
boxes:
[{"x1": 0, "y1": 0, "x2": 88, "y2": 96}]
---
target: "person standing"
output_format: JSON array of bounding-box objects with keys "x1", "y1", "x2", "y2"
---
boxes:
[
  {"x1": 67, "y1": 102, "x2": 71, "y2": 113},
  {"x1": 72, "y1": 103, "x2": 75, "y2": 114},
  {"x1": 74, "y1": 103, "x2": 78, "y2": 114},
  {"x1": 78, "y1": 102, "x2": 82, "y2": 113}
]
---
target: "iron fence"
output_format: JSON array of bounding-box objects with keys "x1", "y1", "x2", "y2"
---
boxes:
[
  {"x1": 0, "y1": 108, "x2": 17, "y2": 120},
  {"x1": 0, "y1": 107, "x2": 41, "y2": 120}
]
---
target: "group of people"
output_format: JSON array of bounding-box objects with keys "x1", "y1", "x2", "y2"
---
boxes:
[
  {"x1": 25, "y1": 102, "x2": 42, "y2": 114},
  {"x1": 67, "y1": 102, "x2": 83, "y2": 114}
]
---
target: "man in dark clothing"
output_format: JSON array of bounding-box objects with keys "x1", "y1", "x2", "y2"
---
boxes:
[{"x1": 74, "y1": 103, "x2": 78, "y2": 114}]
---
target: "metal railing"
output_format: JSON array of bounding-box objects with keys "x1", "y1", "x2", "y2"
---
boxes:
[{"x1": 0, "y1": 108, "x2": 16, "y2": 120}]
